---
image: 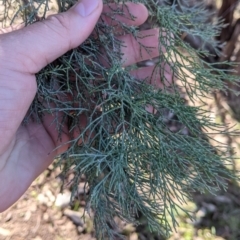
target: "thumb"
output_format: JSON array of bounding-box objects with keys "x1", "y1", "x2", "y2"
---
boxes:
[{"x1": 0, "y1": 0, "x2": 103, "y2": 74}]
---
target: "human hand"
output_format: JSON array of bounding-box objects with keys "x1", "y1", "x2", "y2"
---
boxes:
[{"x1": 0, "y1": 0, "x2": 170, "y2": 211}]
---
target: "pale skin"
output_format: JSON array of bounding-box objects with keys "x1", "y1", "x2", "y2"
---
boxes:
[{"x1": 0, "y1": 0, "x2": 170, "y2": 211}]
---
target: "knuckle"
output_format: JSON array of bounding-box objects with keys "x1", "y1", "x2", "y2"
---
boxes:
[
  {"x1": 45, "y1": 13, "x2": 73, "y2": 50},
  {"x1": 46, "y1": 14, "x2": 69, "y2": 37}
]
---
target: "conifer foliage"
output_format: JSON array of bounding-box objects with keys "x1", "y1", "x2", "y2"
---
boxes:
[{"x1": 2, "y1": 0, "x2": 239, "y2": 239}]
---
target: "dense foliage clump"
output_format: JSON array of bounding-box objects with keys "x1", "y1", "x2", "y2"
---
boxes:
[{"x1": 2, "y1": 0, "x2": 239, "y2": 239}]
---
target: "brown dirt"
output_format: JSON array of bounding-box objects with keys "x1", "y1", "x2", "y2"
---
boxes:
[{"x1": 0, "y1": 168, "x2": 82, "y2": 240}]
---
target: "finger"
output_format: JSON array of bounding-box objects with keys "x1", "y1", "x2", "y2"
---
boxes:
[
  {"x1": 0, "y1": 0, "x2": 103, "y2": 155},
  {"x1": 102, "y1": 2, "x2": 148, "y2": 30},
  {"x1": 98, "y1": 28, "x2": 162, "y2": 67},
  {"x1": 0, "y1": 0, "x2": 103, "y2": 74},
  {"x1": 131, "y1": 64, "x2": 174, "y2": 114},
  {"x1": 130, "y1": 64, "x2": 173, "y2": 88},
  {"x1": 120, "y1": 28, "x2": 166, "y2": 67}
]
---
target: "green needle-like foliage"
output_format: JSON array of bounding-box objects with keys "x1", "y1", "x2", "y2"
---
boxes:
[{"x1": 2, "y1": 0, "x2": 240, "y2": 239}]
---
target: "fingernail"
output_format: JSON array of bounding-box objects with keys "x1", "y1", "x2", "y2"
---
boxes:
[{"x1": 75, "y1": 0, "x2": 100, "y2": 17}]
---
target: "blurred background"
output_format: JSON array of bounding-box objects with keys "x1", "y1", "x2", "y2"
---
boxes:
[{"x1": 1, "y1": 0, "x2": 240, "y2": 239}]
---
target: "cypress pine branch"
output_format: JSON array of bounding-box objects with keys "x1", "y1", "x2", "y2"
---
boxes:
[{"x1": 2, "y1": 0, "x2": 240, "y2": 238}]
